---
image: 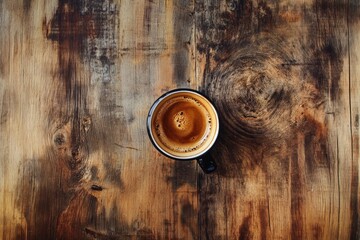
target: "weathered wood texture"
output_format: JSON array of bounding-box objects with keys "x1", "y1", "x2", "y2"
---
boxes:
[
  {"x1": 0, "y1": 0, "x2": 359, "y2": 239},
  {"x1": 197, "y1": 0, "x2": 360, "y2": 239}
]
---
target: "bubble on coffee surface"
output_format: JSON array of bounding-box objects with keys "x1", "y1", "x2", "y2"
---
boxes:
[
  {"x1": 175, "y1": 111, "x2": 187, "y2": 130},
  {"x1": 153, "y1": 95, "x2": 213, "y2": 154},
  {"x1": 155, "y1": 120, "x2": 161, "y2": 137}
]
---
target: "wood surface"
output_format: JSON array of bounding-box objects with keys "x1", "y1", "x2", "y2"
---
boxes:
[{"x1": 0, "y1": 0, "x2": 359, "y2": 239}]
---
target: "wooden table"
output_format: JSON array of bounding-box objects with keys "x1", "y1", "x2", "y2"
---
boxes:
[{"x1": 1, "y1": 0, "x2": 359, "y2": 239}]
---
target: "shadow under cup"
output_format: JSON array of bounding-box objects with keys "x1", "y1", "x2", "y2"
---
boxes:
[{"x1": 147, "y1": 89, "x2": 219, "y2": 174}]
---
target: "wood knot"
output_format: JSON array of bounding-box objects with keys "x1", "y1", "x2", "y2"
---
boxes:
[
  {"x1": 91, "y1": 184, "x2": 103, "y2": 191},
  {"x1": 54, "y1": 133, "x2": 66, "y2": 146},
  {"x1": 52, "y1": 120, "x2": 89, "y2": 172},
  {"x1": 207, "y1": 52, "x2": 295, "y2": 145},
  {"x1": 205, "y1": 35, "x2": 324, "y2": 147},
  {"x1": 53, "y1": 129, "x2": 70, "y2": 152},
  {"x1": 82, "y1": 116, "x2": 91, "y2": 132}
]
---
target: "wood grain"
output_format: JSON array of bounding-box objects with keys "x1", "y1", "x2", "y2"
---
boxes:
[
  {"x1": 1, "y1": 0, "x2": 197, "y2": 239},
  {"x1": 349, "y1": 1, "x2": 360, "y2": 238},
  {"x1": 0, "y1": 0, "x2": 359, "y2": 239},
  {"x1": 196, "y1": 0, "x2": 360, "y2": 239}
]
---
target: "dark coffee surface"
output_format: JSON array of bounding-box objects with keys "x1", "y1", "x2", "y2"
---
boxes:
[
  {"x1": 153, "y1": 95, "x2": 213, "y2": 154},
  {"x1": 162, "y1": 101, "x2": 207, "y2": 144}
]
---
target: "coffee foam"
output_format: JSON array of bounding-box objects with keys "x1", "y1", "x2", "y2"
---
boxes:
[{"x1": 150, "y1": 92, "x2": 218, "y2": 158}]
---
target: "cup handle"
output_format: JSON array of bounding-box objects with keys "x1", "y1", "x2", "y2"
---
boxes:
[{"x1": 197, "y1": 154, "x2": 217, "y2": 174}]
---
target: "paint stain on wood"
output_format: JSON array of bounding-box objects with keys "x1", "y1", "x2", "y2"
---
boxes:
[
  {"x1": 196, "y1": 0, "x2": 273, "y2": 62},
  {"x1": 45, "y1": 0, "x2": 118, "y2": 83},
  {"x1": 290, "y1": 147, "x2": 304, "y2": 240},
  {"x1": 238, "y1": 215, "x2": 252, "y2": 240},
  {"x1": 259, "y1": 203, "x2": 269, "y2": 239},
  {"x1": 312, "y1": 224, "x2": 323, "y2": 239},
  {"x1": 143, "y1": 1, "x2": 153, "y2": 36},
  {"x1": 172, "y1": 1, "x2": 194, "y2": 87},
  {"x1": 44, "y1": 0, "x2": 104, "y2": 186},
  {"x1": 23, "y1": 0, "x2": 32, "y2": 14},
  {"x1": 16, "y1": 156, "x2": 67, "y2": 239},
  {"x1": 303, "y1": 114, "x2": 330, "y2": 176},
  {"x1": 180, "y1": 200, "x2": 197, "y2": 239},
  {"x1": 44, "y1": 0, "x2": 121, "y2": 181},
  {"x1": 198, "y1": 176, "x2": 215, "y2": 238},
  {"x1": 168, "y1": 161, "x2": 197, "y2": 191}
]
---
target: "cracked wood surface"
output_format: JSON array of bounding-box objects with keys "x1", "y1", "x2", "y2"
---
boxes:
[{"x1": 0, "y1": 0, "x2": 359, "y2": 239}]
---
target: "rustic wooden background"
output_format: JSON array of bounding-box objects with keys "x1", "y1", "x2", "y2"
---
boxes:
[{"x1": 0, "y1": 0, "x2": 359, "y2": 239}]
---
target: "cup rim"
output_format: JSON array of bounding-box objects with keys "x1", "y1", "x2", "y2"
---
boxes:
[{"x1": 147, "y1": 88, "x2": 219, "y2": 160}]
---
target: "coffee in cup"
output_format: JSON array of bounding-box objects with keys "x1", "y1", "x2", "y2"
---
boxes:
[{"x1": 147, "y1": 89, "x2": 219, "y2": 173}]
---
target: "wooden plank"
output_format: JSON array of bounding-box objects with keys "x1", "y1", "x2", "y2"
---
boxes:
[
  {"x1": 0, "y1": 1, "x2": 59, "y2": 239},
  {"x1": 349, "y1": 1, "x2": 360, "y2": 239},
  {"x1": 195, "y1": 0, "x2": 360, "y2": 238},
  {"x1": 0, "y1": 0, "x2": 198, "y2": 239}
]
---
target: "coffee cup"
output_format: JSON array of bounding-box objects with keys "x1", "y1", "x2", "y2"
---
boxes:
[{"x1": 147, "y1": 89, "x2": 219, "y2": 173}]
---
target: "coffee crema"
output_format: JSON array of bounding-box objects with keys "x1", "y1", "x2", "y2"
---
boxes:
[{"x1": 149, "y1": 91, "x2": 218, "y2": 159}]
